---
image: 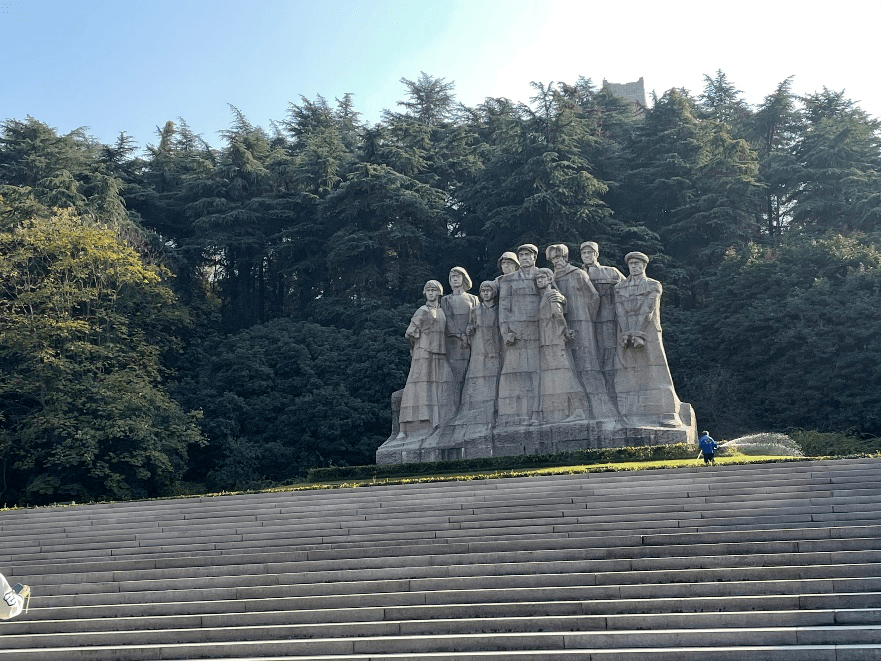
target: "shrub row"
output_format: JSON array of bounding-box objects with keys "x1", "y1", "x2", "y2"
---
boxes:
[
  {"x1": 789, "y1": 429, "x2": 881, "y2": 456},
  {"x1": 306, "y1": 443, "x2": 700, "y2": 482}
]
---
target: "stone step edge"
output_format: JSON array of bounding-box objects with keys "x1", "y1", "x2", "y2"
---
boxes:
[
  {"x1": 104, "y1": 646, "x2": 881, "y2": 661},
  {"x1": 26, "y1": 561, "x2": 881, "y2": 599},
  {"x1": 10, "y1": 534, "x2": 881, "y2": 578},
  {"x1": 2, "y1": 619, "x2": 880, "y2": 651},
  {"x1": 25, "y1": 578, "x2": 881, "y2": 611},
  {"x1": 5, "y1": 496, "x2": 881, "y2": 539},
  {"x1": 0, "y1": 625, "x2": 878, "y2": 654},
  {"x1": 5, "y1": 607, "x2": 879, "y2": 637},
  {"x1": 21, "y1": 592, "x2": 881, "y2": 622},
  {"x1": 25, "y1": 549, "x2": 881, "y2": 589}
]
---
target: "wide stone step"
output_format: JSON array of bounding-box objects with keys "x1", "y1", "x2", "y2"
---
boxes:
[
  {"x1": 1, "y1": 458, "x2": 878, "y2": 660},
  {"x1": 6, "y1": 492, "x2": 880, "y2": 548},
  {"x1": 121, "y1": 647, "x2": 881, "y2": 661},
  {"x1": 19, "y1": 590, "x2": 881, "y2": 626},
  {"x1": 7, "y1": 529, "x2": 880, "y2": 585},
  {"x1": 0, "y1": 626, "x2": 880, "y2": 660},
  {"x1": 23, "y1": 575, "x2": 881, "y2": 614},
  {"x1": 26, "y1": 559, "x2": 881, "y2": 602},
  {"x1": 3, "y1": 610, "x2": 881, "y2": 649},
  {"x1": 24, "y1": 548, "x2": 881, "y2": 595},
  {"x1": 2, "y1": 460, "x2": 876, "y2": 529},
  {"x1": 7, "y1": 606, "x2": 880, "y2": 638}
]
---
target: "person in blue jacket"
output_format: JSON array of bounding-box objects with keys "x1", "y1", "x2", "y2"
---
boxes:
[{"x1": 698, "y1": 431, "x2": 718, "y2": 466}]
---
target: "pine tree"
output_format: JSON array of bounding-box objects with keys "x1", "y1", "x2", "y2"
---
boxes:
[
  {"x1": 789, "y1": 89, "x2": 881, "y2": 233},
  {"x1": 746, "y1": 77, "x2": 803, "y2": 237}
]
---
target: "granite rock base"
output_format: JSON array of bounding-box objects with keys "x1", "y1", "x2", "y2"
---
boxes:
[{"x1": 376, "y1": 403, "x2": 696, "y2": 465}]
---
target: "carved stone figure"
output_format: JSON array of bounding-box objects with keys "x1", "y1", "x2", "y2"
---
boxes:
[
  {"x1": 377, "y1": 243, "x2": 696, "y2": 465},
  {"x1": 440, "y1": 267, "x2": 479, "y2": 398},
  {"x1": 496, "y1": 244, "x2": 542, "y2": 425},
  {"x1": 532, "y1": 268, "x2": 590, "y2": 424},
  {"x1": 614, "y1": 252, "x2": 682, "y2": 427},
  {"x1": 458, "y1": 280, "x2": 502, "y2": 423},
  {"x1": 547, "y1": 244, "x2": 618, "y2": 420},
  {"x1": 496, "y1": 251, "x2": 520, "y2": 278},
  {"x1": 398, "y1": 280, "x2": 458, "y2": 435},
  {"x1": 581, "y1": 241, "x2": 625, "y2": 392}
]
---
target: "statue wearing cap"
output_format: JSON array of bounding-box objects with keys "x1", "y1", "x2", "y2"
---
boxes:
[
  {"x1": 378, "y1": 243, "x2": 697, "y2": 466},
  {"x1": 496, "y1": 244, "x2": 542, "y2": 424},
  {"x1": 546, "y1": 244, "x2": 617, "y2": 420},
  {"x1": 614, "y1": 252, "x2": 683, "y2": 427},
  {"x1": 496, "y1": 251, "x2": 520, "y2": 278},
  {"x1": 580, "y1": 241, "x2": 625, "y2": 387}
]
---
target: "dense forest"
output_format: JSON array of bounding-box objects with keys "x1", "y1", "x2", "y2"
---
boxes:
[{"x1": 1, "y1": 71, "x2": 880, "y2": 505}]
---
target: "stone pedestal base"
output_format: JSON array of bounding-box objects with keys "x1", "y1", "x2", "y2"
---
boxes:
[{"x1": 376, "y1": 401, "x2": 696, "y2": 465}]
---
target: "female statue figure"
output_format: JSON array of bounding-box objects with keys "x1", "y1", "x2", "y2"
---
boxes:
[
  {"x1": 532, "y1": 268, "x2": 590, "y2": 424},
  {"x1": 441, "y1": 266, "x2": 479, "y2": 400},
  {"x1": 398, "y1": 280, "x2": 458, "y2": 435},
  {"x1": 458, "y1": 280, "x2": 502, "y2": 423},
  {"x1": 614, "y1": 252, "x2": 682, "y2": 427}
]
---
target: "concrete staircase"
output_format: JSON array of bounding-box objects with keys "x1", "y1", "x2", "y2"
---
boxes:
[{"x1": 1, "y1": 457, "x2": 880, "y2": 660}]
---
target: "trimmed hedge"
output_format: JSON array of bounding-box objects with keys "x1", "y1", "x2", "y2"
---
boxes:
[{"x1": 306, "y1": 443, "x2": 700, "y2": 482}]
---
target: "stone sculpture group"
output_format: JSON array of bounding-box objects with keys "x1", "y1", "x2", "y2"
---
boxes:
[{"x1": 376, "y1": 242, "x2": 696, "y2": 464}]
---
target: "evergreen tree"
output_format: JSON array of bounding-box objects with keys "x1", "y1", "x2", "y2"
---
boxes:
[
  {"x1": 397, "y1": 72, "x2": 457, "y2": 126},
  {"x1": 624, "y1": 88, "x2": 762, "y2": 305},
  {"x1": 789, "y1": 89, "x2": 881, "y2": 233},
  {"x1": 457, "y1": 81, "x2": 616, "y2": 280},
  {"x1": 677, "y1": 233, "x2": 881, "y2": 435},
  {"x1": 746, "y1": 77, "x2": 803, "y2": 237},
  {"x1": 172, "y1": 315, "x2": 410, "y2": 488},
  {"x1": 0, "y1": 118, "x2": 136, "y2": 240},
  {"x1": 699, "y1": 70, "x2": 750, "y2": 134}
]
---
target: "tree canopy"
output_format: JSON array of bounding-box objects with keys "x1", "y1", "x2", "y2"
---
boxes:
[{"x1": 1, "y1": 71, "x2": 880, "y2": 503}]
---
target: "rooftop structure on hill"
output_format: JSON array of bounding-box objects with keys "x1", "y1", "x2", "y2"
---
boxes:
[{"x1": 603, "y1": 76, "x2": 648, "y2": 108}]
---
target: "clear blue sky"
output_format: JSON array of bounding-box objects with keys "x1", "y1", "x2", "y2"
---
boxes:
[{"x1": 3, "y1": 0, "x2": 880, "y2": 153}]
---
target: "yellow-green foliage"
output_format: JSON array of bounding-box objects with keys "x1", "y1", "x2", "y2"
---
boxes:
[{"x1": 0, "y1": 210, "x2": 204, "y2": 505}]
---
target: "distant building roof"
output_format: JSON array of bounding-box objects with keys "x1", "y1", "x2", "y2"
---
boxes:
[{"x1": 602, "y1": 77, "x2": 647, "y2": 107}]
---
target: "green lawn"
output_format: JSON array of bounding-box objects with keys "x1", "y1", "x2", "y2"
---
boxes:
[{"x1": 275, "y1": 453, "x2": 806, "y2": 492}]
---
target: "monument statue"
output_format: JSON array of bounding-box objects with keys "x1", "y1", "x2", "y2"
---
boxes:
[
  {"x1": 378, "y1": 243, "x2": 696, "y2": 464},
  {"x1": 614, "y1": 252, "x2": 684, "y2": 428},
  {"x1": 458, "y1": 280, "x2": 502, "y2": 423},
  {"x1": 440, "y1": 266, "x2": 479, "y2": 397},
  {"x1": 580, "y1": 241, "x2": 625, "y2": 401},
  {"x1": 533, "y1": 268, "x2": 590, "y2": 424},
  {"x1": 397, "y1": 280, "x2": 458, "y2": 435},
  {"x1": 496, "y1": 251, "x2": 520, "y2": 278},
  {"x1": 497, "y1": 244, "x2": 542, "y2": 425},
  {"x1": 547, "y1": 244, "x2": 617, "y2": 420}
]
